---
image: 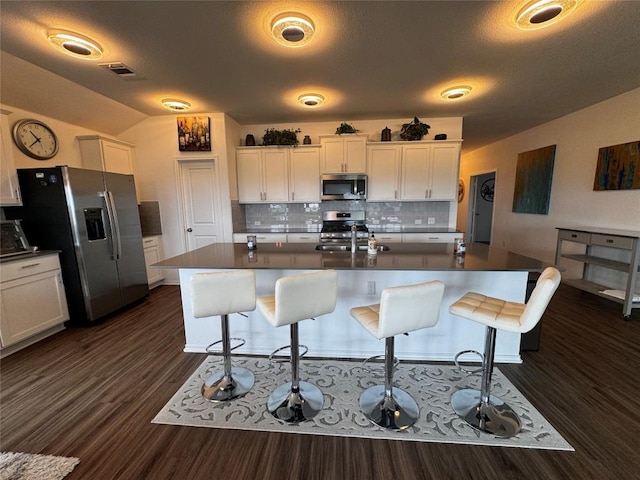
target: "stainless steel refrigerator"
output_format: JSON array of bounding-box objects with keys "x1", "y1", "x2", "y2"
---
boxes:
[{"x1": 7, "y1": 166, "x2": 149, "y2": 324}]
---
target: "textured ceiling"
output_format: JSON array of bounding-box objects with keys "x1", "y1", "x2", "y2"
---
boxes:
[{"x1": 1, "y1": 1, "x2": 640, "y2": 153}]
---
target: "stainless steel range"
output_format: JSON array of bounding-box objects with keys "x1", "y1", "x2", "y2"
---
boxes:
[{"x1": 320, "y1": 210, "x2": 369, "y2": 244}]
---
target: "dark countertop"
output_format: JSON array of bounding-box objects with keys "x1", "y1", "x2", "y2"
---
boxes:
[
  {"x1": 0, "y1": 250, "x2": 61, "y2": 264},
  {"x1": 154, "y1": 242, "x2": 547, "y2": 272},
  {"x1": 237, "y1": 228, "x2": 462, "y2": 234}
]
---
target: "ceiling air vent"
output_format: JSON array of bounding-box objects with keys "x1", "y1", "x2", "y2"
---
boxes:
[{"x1": 98, "y1": 62, "x2": 140, "y2": 79}]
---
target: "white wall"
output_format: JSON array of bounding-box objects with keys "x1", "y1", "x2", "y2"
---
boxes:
[
  {"x1": 457, "y1": 88, "x2": 640, "y2": 277},
  {"x1": 1, "y1": 104, "x2": 111, "y2": 169}
]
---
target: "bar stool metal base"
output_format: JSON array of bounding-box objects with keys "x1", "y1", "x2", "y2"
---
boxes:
[
  {"x1": 201, "y1": 366, "x2": 255, "y2": 402},
  {"x1": 360, "y1": 385, "x2": 419, "y2": 430},
  {"x1": 267, "y1": 381, "x2": 324, "y2": 423},
  {"x1": 451, "y1": 388, "x2": 521, "y2": 437}
]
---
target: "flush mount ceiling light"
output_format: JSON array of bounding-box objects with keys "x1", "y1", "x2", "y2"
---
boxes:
[
  {"x1": 298, "y1": 93, "x2": 325, "y2": 107},
  {"x1": 515, "y1": 0, "x2": 580, "y2": 29},
  {"x1": 440, "y1": 85, "x2": 473, "y2": 101},
  {"x1": 47, "y1": 29, "x2": 103, "y2": 59},
  {"x1": 161, "y1": 98, "x2": 191, "y2": 111},
  {"x1": 271, "y1": 13, "x2": 315, "y2": 47}
]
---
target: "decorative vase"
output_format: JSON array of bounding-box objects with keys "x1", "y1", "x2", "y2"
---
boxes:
[
  {"x1": 303, "y1": 135, "x2": 312, "y2": 145},
  {"x1": 381, "y1": 127, "x2": 391, "y2": 142},
  {"x1": 245, "y1": 134, "x2": 255, "y2": 146}
]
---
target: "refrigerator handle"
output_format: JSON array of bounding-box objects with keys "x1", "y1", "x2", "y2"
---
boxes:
[{"x1": 102, "y1": 190, "x2": 122, "y2": 260}]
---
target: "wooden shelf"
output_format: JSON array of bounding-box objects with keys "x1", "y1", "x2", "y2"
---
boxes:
[
  {"x1": 560, "y1": 254, "x2": 637, "y2": 273},
  {"x1": 556, "y1": 227, "x2": 640, "y2": 318}
]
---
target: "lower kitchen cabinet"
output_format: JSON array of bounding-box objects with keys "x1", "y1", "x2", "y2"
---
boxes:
[
  {"x1": 143, "y1": 236, "x2": 165, "y2": 288},
  {"x1": 0, "y1": 253, "x2": 69, "y2": 355}
]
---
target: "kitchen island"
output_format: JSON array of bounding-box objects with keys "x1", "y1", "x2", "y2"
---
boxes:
[{"x1": 155, "y1": 242, "x2": 548, "y2": 363}]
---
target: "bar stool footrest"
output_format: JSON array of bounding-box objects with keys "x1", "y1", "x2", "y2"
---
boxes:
[
  {"x1": 454, "y1": 349, "x2": 484, "y2": 375},
  {"x1": 205, "y1": 337, "x2": 246, "y2": 356},
  {"x1": 269, "y1": 344, "x2": 309, "y2": 364}
]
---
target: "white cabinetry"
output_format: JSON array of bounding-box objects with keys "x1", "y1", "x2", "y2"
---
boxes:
[
  {"x1": 289, "y1": 146, "x2": 320, "y2": 202},
  {"x1": 401, "y1": 142, "x2": 460, "y2": 201},
  {"x1": 143, "y1": 236, "x2": 165, "y2": 288},
  {"x1": 0, "y1": 254, "x2": 69, "y2": 354},
  {"x1": 0, "y1": 110, "x2": 21, "y2": 206},
  {"x1": 77, "y1": 135, "x2": 136, "y2": 174},
  {"x1": 287, "y1": 233, "x2": 320, "y2": 243},
  {"x1": 366, "y1": 141, "x2": 460, "y2": 202},
  {"x1": 402, "y1": 232, "x2": 461, "y2": 243},
  {"x1": 320, "y1": 134, "x2": 367, "y2": 173},
  {"x1": 367, "y1": 144, "x2": 401, "y2": 201},
  {"x1": 236, "y1": 148, "x2": 289, "y2": 203}
]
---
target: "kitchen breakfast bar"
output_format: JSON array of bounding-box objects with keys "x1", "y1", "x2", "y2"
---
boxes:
[{"x1": 155, "y1": 242, "x2": 548, "y2": 363}]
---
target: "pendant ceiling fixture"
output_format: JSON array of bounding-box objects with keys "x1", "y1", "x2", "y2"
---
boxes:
[
  {"x1": 161, "y1": 99, "x2": 191, "y2": 111},
  {"x1": 271, "y1": 13, "x2": 315, "y2": 47},
  {"x1": 47, "y1": 29, "x2": 104, "y2": 59},
  {"x1": 298, "y1": 93, "x2": 325, "y2": 107},
  {"x1": 515, "y1": 0, "x2": 580, "y2": 29},
  {"x1": 440, "y1": 85, "x2": 473, "y2": 101}
]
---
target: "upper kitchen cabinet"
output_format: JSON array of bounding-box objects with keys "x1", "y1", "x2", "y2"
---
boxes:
[
  {"x1": 367, "y1": 144, "x2": 401, "y2": 201},
  {"x1": 77, "y1": 135, "x2": 136, "y2": 175},
  {"x1": 401, "y1": 142, "x2": 460, "y2": 201},
  {"x1": 0, "y1": 111, "x2": 21, "y2": 206},
  {"x1": 320, "y1": 134, "x2": 367, "y2": 173},
  {"x1": 367, "y1": 141, "x2": 461, "y2": 202},
  {"x1": 236, "y1": 147, "x2": 289, "y2": 203},
  {"x1": 289, "y1": 146, "x2": 320, "y2": 202}
]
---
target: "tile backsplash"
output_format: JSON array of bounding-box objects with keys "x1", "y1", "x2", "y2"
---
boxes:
[{"x1": 238, "y1": 201, "x2": 449, "y2": 232}]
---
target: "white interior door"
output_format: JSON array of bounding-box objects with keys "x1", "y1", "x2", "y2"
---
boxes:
[{"x1": 177, "y1": 159, "x2": 224, "y2": 251}]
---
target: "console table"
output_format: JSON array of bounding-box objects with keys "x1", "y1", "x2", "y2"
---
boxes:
[{"x1": 555, "y1": 227, "x2": 640, "y2": 318}]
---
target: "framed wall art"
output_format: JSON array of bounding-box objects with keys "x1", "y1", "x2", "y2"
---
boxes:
[
  {"x1": 593, "y1": 140, "x2": 639, "y2": 191},
  {"x1": 177, "y1": 116, "x2": 211, "y2": 151},
  {"x1": 512, "y1": 144, "x2": 556, "y2": 215}
]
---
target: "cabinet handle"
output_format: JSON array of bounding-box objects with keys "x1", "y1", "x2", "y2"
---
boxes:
[
  {"x1": 425, "y1": 189, "x2": 428, "y2": 199},
  {"x1": 394, "y1": 190, "x2": 397, "y2": 199},
  {"x1": 20, "y1": 263, "x2": 40, "y2": 269},
  {"x1": 571, "y1": 234, "x2": 578, "y2": 238},
  {"x1": 292, "y1": 192, "x2": 295, "y2": 201},
  {"x1": 606, "y1": 239, "x2": 614, "y2": 243}
]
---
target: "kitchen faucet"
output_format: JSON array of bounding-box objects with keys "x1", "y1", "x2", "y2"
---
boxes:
[{"x1": 351, "y1": 224, "x2": 357, "y2": 253}]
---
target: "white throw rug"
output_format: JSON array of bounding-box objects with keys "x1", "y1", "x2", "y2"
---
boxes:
[
  {"x1": 0, "y1": 452, "x2": 79, "y2": 480},
  {"x1": 153, "y1": 356, "x2": 573, "y2": 451}
]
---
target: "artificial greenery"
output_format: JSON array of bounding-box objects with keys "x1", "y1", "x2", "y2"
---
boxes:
[
  {"x1": 335, "y1": 122, "x2": 359, "y2": 134},
  {"x1": 261, "y1": 128, "x2": 301, "y2": 146},
  {"x1": 400, "y1": 117, "x2": 430, "y2": 141}
]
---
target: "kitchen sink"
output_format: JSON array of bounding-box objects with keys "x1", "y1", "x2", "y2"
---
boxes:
[{"x1": 315, "y1": 244, "x2": 391, "y2": 252}]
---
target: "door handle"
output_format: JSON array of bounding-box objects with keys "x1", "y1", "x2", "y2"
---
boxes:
[{"x1": 187, "y1": 228, "x2": 193, "y2": 232}]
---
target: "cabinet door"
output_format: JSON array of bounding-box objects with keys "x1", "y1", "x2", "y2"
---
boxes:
[
  {"x1": 344, "y1": 136, "x2": 367, "y2": 173},
  {"x1": 320, "y1": 137, "x2": 345, "y2": 173},
  {"x1": 101, "y1": 141, "x2": 134, "y2": 174},
  {"x1": 401, "y1": 145, "x2": 431, "y2": 200},
  {"x1": 0, "y1": 113, "x2": 21, "y2": 206},
  {"x1": 289, "y1": 148, "x2": 320, "y2": 202},
  {"x1": 429, "y1": 144, "x2": 459, "y2": 200},
  {"x1": 0, "y1": 270, "x2": 69, "y2": 347},
  {"x1": 237, "y1": 150, "x2": 263, "y2": 203},
  {"x1": 262, "y1": 149, "x2": 289, "y2": 202},
  {"x1": 367, "y1": 145, "x2": 400, "y2": 201}
]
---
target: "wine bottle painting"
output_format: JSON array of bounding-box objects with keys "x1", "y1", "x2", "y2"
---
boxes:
[{"x1": 177, "y1": 116, "x2": 211, "y2": 151}]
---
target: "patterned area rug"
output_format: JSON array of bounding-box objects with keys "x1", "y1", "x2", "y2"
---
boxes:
[
  {"x1": 153, "y1": 357, "x2": 573, "y2": 451},
  {"x1": 0, "y1": 452, "x2": 79, "y2": 480}
]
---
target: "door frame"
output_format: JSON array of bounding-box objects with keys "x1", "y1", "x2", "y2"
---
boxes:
[
  {"x1": 466, "y1": 169, "x2": 497, "y2": 244},
  {"x1": 175, "y1": 156, "x2": 230, "y2": 252}
]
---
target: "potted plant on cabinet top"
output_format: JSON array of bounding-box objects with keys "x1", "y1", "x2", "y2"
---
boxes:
[
  {"x1": 335, "y1": 122, "x2": 359, "y2": 134},
  {"x1": 400, "y1": 117, "x2": 430, "y2": 141},
  {"x1": 261, "y1": 128, "x2": 301, "y2": 146}
]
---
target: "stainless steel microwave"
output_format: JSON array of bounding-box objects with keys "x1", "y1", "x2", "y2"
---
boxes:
[{"x1": 321, "y1": 174, "x2": 367, "y2": 201}]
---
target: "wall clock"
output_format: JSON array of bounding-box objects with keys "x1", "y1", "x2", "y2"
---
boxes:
[
  {"x1": 12, "y1": 119, "x2": 59, "y2": 160},
  {"x1": 480, "y1": 178, "x2": 495, "y2": 202}
]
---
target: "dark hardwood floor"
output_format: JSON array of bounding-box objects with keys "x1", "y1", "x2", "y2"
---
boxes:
[{"x1": 1, "y1": 283, "x2": 639, "y2": 479}]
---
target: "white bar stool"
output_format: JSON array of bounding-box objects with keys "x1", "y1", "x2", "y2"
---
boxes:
[
  {"x1": 449, "y1": 267, "x2": 561, "y2": 437},
  {"x1": 350, "y1": 280, "x2": 445, "y2": 430},
  {"x1": 257, "y1": 269, "x2": 338, "y2": 423},
  {"x1": 191, "y1": 270, "x2": 256, "y2": 402}
]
